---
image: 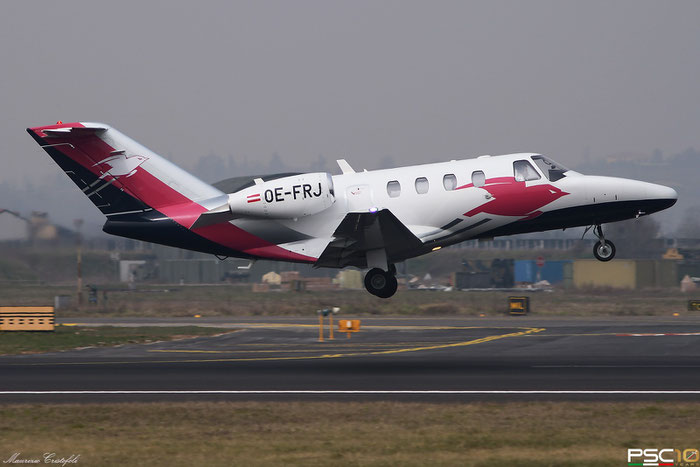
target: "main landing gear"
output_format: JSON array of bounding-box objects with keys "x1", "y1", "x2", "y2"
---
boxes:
[
  {"x1": 364, "y1": 264, "x2": 398, "y2": 298},
  {"x1": 592, "y1": 224, "x2": 616, "y2": 262}
]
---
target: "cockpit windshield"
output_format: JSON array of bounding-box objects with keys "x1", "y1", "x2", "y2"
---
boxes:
[{"x1": 531, "y1": 155, "x2": 570, "y2": 182}]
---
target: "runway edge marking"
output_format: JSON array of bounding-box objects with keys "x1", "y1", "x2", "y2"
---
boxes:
[{"x1": 0, "y1": 390, "x2": 699, "y2": 395}]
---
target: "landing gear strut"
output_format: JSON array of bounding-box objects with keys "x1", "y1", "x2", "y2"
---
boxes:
[
  {"x1": 364, "y1": 267, "x2": 398, "y2": 298},
  {"x1": 592, "y1": 225, "x2": 616, "y2": 262}
]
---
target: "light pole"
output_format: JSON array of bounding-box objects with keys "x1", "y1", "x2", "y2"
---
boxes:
[{"x1": 317, "y1": 307, "x2": 340, "y2": 341}]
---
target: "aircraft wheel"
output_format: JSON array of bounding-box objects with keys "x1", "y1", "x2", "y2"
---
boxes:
[
  {"x1": 385, "y1": 275, "x2": 398, "y2": 298},
  {"x1": 364, "y1": 268, "x2": 398, "y2": 298},
  {"x1": 593, "y1": 240, "x2": 616, "y2": 262}
]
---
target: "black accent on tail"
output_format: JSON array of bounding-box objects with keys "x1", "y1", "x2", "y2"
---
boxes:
[
  {"x1": 103, "y1": 210, "x2": 254, "y2": 259},
  {"x1": 27, "y1": 129, "x2": 150, "y2": 216}
]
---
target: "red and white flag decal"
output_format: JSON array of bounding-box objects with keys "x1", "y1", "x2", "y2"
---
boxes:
[{"x1": 247, "y1": 193, "x2": 261, "y2": 203}]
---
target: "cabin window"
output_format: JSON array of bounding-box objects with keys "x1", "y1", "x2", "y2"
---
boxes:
[
  {"x1": 415, "y1": 177, "x2": 429, "y2": 194},
  {"x1": 471, "y1": 170, "x2": 486, "y2": 187},
  {"x1": 531, "y1": 155, "x2": 568, "y2": 182},
  {"x1": 443, "y1": 174, "x2": 457, "y2": 191},
  {"x1": 387, "y1": 180, "x2": 401, "y2": 198},
  {"x1": 513, "y1": 160, "x2": 541, "y2": 182}
]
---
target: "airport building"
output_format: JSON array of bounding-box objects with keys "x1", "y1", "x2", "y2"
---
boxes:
[{"x1": 569, "y1": 259, "x2": 680, "y2": 289}]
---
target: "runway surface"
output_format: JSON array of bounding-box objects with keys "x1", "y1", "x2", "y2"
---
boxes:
[{"x1": 2, "y1": 316, "x2": 700, "y2": 402}]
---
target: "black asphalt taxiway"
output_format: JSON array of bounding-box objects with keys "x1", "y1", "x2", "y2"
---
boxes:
[{"x1": 1, "y1": 316, "x2": 700, "y2": 402}]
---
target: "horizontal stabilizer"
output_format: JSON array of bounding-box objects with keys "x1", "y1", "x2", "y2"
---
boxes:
[
  {"x1": 42, "y1": 125, "x2": 107, "y2": 138},
  {"x1": 190, "y1": 203, "x2": 235, "y2": 229}
]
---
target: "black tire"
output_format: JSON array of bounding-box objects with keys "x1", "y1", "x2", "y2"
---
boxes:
[
  {"x1": 364, "y1": 268, "x2": 398, "y2": 298},
  {"x1": 383, "y1": 275, "x2": 398, "y2": 298},
  {"x1": 593, "y1": 240, "x2": 616, "y2": 262}
]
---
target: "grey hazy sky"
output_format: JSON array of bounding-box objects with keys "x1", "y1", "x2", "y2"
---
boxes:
[{"x1": 3, "y1": 0, "x2": 700, "y2": 184}]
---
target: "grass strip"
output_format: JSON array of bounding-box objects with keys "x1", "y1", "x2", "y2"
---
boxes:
[
  {"x1": 1, "y1": 282, "x2": 692, "y2": 317},
  {"x1": 0, "y1": 325, "x2": 226, "y2": 355},
  {"x1": 0, "y1": 401, "x2": 698, "y2": 466}
]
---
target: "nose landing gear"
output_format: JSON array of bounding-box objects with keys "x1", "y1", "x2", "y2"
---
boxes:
[
  {"x1": 364, "y1": 266, "x2": 398, "y2": 298},
  {"x1": 592, "y1": 224, "x2": 616, "y2": 262}
]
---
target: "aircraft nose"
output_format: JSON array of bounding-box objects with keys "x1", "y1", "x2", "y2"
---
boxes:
[
  {"x1": 572, "y1": 176, "x2": 678, "y2": 222},
  {"x1": 653, "y1": 185, "x2": 678, "y2": 201},
  {"x1": 643, "y1": 182, "x2": 678, "y2": 212}
]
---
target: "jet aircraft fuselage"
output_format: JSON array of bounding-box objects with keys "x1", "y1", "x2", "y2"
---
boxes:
[{"x1": 27, "y1": 122, "x2": 678, "y2": 297}]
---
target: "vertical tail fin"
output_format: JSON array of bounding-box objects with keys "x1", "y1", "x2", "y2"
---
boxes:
[
  {"x1": 27, "y1": 122, "x2": 316, "y2": 263},
  {"x1": 26, "y1": 122, "x2": 223, "y2": 218}
]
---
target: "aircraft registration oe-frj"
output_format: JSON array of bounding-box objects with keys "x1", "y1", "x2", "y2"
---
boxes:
[{"x1": 27, "y1": 122, "x2": 678, "y2": 298}]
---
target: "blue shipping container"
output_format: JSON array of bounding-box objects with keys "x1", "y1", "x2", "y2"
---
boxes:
[{"x1": 514, "y1": 260, "x2": 571, "y2": 283}]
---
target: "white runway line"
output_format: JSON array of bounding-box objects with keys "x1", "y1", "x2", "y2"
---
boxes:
[
  {"x1": 0, "y1": 390, "x2": 699, "y2": 395},
  {"x1": 534, "y1": 365, "x2": 700, "y2": 368}
]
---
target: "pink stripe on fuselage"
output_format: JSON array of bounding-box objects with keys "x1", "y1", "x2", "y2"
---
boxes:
[{"x1": 456, "y1": 176, "x2": 568, "y2": 219}]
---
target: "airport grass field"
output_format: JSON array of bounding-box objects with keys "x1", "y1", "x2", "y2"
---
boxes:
[
  {"x1": 0, "y1": 282, "x2": 691, "y2": 318},
  {"x1": 1, "y1": 401, "x2": 698, "y2": 466}
]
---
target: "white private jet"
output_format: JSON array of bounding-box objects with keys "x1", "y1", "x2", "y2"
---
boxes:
[{"x1": 28, "y1": 122, "x2": 678, "y2": 298}]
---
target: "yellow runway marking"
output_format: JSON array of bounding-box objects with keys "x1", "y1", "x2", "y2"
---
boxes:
[
  {"x1": 150, "y1": 329, "x2": 546, "y2": 356},
  {"x1": 234, "y1": 341, "x2": 480, "y2": 347},
  {"x1": 147, "y1": 347, "x2": 428, "y2": 354},
  {"x1": 234, "y1": 324, "x2": 543, "y2": 331},
  {"x1": 522, "y1": 332, "x2": 617, "y2": 337},
  {"x1": 61, "y1": 323, "x2": 524, "y2": 331},
  {"x1": 12, "y1": 326, "x2": 545, "y2": 366},
  {"x1": 366, "y1": 328, "x2": 546, "y2": 355}
]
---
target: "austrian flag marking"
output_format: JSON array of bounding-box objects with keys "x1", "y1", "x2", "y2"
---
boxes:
[{"x1": 247, "y1": 193, "x2": 261, "y2": 203}]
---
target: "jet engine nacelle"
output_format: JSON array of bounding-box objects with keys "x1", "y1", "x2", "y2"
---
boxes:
[{"x1": 227, "y1": 172, "x2": 335, "y2": 219}]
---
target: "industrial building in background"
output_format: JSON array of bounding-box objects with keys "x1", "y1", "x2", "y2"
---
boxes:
[{"x1": 0, "y1": 210, "x2": 77, "y2": 245}]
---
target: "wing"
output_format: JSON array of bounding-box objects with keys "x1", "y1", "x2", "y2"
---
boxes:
[{"x1": 315, "y1": 209, "x2": 425, "y2": 268}]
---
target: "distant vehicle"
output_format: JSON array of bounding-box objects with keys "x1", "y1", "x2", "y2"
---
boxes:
[{"x1": 27, "y1": 122, "x2": 677, "y2": 298}]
